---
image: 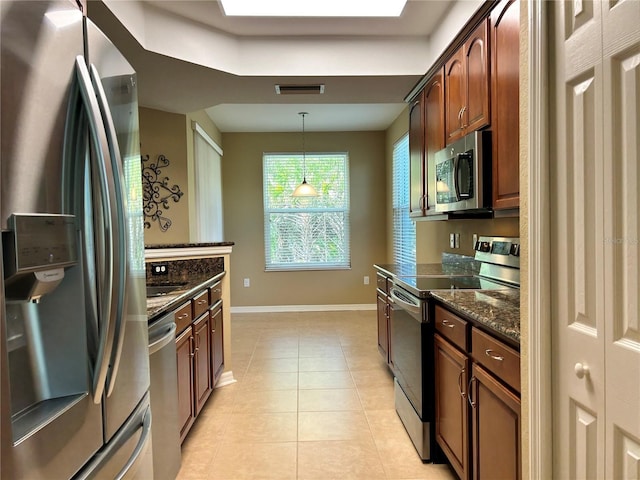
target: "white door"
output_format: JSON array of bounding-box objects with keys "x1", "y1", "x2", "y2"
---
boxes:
[{"x1": 550, "y1": 1, "x2": 640, "y2": 479}]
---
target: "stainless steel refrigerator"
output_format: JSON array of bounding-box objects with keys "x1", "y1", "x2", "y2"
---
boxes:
[{"x1": 0, "y1": 0, "x2": 152, "y2": 478}]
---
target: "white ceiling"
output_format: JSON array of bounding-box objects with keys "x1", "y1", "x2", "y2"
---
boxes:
[{"x1": 89, "y1": 0, "x2": 479, "y2": 132}]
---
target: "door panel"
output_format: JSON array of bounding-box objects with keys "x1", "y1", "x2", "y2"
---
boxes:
[
  {"x1": 464, "y1": 20, "x2": 490, "y2": 132},
  {"x1": 602, "y1": 1, "x2": 640, "y2": 479},
  {"x1": 551, "y1": 1, "x2": 640, "y2": 479},
  {"x1": 551, "y1": 2, "x2": 604, "y2": 479}
]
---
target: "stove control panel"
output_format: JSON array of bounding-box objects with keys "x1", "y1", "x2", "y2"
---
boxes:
[{"x1": 474, "y1": 236, "x2": 521, "y2": 271}]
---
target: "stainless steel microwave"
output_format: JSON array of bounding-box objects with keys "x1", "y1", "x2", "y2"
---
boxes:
[{"x1": 430, "y1": 130, "x2": 492, "y2": 213}]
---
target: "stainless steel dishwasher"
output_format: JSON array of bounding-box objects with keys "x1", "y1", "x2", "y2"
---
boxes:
[{"x1": 148, "y1": 313, "x2": 181, "y2": 479}]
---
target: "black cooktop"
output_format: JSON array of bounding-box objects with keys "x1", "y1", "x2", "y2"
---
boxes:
[{"x1": 393, "y1": 275, "x2": 512, "y2": 298}]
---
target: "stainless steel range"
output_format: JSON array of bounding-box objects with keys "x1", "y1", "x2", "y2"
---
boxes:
[{"x1": 388, "y1": 236, "x2": 520, "y2": 461}]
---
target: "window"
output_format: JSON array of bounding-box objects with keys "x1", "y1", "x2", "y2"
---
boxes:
[
  {"x1": 263, "y1": 153, "x2": 350, "y2": 271},
  {"x1": 193, "y1": 122, "x2": 224, "y2": 241},
  {"x1": 392, "y1": 134, "x2": 415, "y2": 264}
]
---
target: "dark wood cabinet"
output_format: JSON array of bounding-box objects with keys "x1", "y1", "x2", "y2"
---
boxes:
[
  {"x1": 409, "y1": 92, "x2": 426, "y2": 217},
  {"x1": 434, "y1": 306, "x2": 520, "y2": 480},
  {"x1": 424, "y1": 69, "x2": 446, "y2": 213},
  {"x1": 210, "y1": 301, "x2": 224, "y2": 385},
  {"x1": 409, "y1": 69, "x2": 445, "y2": 219},
  {"x1": 470, "y1": 363, "x2": 521, "y2": 480},
  {"x1": 193, "y1": 312, "x2": 213, "y2": 415},
  {"x1": 375, "y1": 272, "x2": 392, "y2": 366},
  {"x1": 377, "y1": 293, "x2": 389, "y2": 361},
  {"x1": 435, "y1": 334, "x2": 470, "y2": 480},
  {"x1": 175, "y1": 326, "x2": 195, "y2": 442},
  {"x1": 491, "y1": 0, "x2": 520, "y2": 210},
  {"x1": 173, "y1": 283, "x2": 225, "y2": 442},
  {"x1": 445, "y1": 20, "x2": 490, "y2": 144},
  {"x1": 445, "y1": 48, "x2": 466, "y2": 144}
]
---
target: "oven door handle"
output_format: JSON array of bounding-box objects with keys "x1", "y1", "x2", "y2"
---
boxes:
[{"x1": 389, "y1": 287, "x2": 421, "y2": 316}]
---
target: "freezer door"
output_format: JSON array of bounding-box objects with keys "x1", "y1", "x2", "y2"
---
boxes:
[
  {"x1": 0, "y1": 2, "x2": 104, "y2": 479},
  {"x1": 73, "y1": 393, "x2": 154, "y2": 480},
  {"x1": 84, "y1": 17, "x2": 150, "y2": 442}
]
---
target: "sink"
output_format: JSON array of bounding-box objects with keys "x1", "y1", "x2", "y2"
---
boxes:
[{"x1": 146, "y1": 284, "x2": 188, "y2": 297}]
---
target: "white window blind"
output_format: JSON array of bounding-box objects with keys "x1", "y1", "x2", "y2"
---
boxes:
[
  {"x1": 263, "y1": 153, "x2": 350, "y2": 271},
  {"x1": 192, "y1": 122, "x2": 224, "y2": 242},
  {"x1": 392, "y1": 134, "x2": 416, "y2": 265}
]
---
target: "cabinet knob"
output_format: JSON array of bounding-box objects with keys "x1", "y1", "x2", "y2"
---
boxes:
[
  {"x1": 574, "y1": 362, "x2": 589, "y2": 379},
  {"x1": 442, "y1": 319, "x2": 455, "y2": 329}
]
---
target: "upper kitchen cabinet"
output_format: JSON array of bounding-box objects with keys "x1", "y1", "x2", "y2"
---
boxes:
[
  {"x1": 424, "y1": 69, "x2": 446, "y2": 211},
  {"x1": 409, "y1": 91, "x2": 426, "y2": 217},
  {"x1": 491, "y1": 0, "x2": 520, "y2": 210},
  {"x1": 445, "y1": 19, "x2": 490, "y2": 144},
  {"x1": 409, "y1": 69, "x2": 445, "y2": 219}
]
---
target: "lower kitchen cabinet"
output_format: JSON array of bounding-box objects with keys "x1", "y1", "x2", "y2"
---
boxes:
[
  {"x1": 174, "y1": 284, "x2": 225, "y2": 443},
  {"x1": 175, "y1": 326, "x2": 195, "y2": 442},
  {"x1": 210, "y1": 300, "x2": 224, "y2": 385},
  {"x1": 434, "y1": 305, "x2": 520, "y2": 480},
  {"x1": 434, "y1": 334, "x2": 469, "y2": 480},
  {"x1": 194, "y1": 312, "x2": 213, "y2": 415},
  {"x1": 469, "y1": 363, "x2": 521, "y2": 480},
  {"x1": 376, "y1": 272, "x2": 392, "y2": 366},
  {"x1": 377, "y1": 292, "x2": 389, "y2": 362}
]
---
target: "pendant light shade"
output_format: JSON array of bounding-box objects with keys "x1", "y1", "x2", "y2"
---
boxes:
[{"x1": 292, "y1": 112, "x2": 318, "y2": 197}]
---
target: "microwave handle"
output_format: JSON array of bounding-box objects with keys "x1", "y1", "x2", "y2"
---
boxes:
[{"x1": 453, "y1": 154, "x2": 462, "y2": 201}]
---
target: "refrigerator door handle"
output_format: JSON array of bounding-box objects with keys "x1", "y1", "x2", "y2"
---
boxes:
[
  {"x1": 89, "y1": 64, "x2": 129, "y2": 397},
  {"x1": 115, "y1": 409, "x2": 152, "y2": 480},
  {"x1": 75, "y1": 56, "x2": 118, "y2": 404}
]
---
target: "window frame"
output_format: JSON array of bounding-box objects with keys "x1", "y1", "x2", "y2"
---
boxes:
[
  {"x1": 392, "y1": 133, "x2": 416, "y2": 265},
  {"x1": 263, "y1": 152, "x2": 351, "y2": 272}
]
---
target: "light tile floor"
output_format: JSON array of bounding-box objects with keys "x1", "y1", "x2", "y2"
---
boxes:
[{"x1": 177, "y1": 310, "x2": 457, "y2": 480}]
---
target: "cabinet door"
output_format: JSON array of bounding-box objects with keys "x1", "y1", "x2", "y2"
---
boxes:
[
  {"x1": 464, "y1": 20, "x2": 490, "y2": 133},
  {"x1": 491, "y1": 0, "x2": 520, "y2": 210},
  {"x1": 445, "y1": 49, "x2": 466, "y2": 144},
  {"x1": 193, "y1": 313, "x2": 213, "y2": 415},
  {"x1": 424, "y1": 69, "x2": 445, "y2": 212},
  {"x1": 175, "y1": 327, "x2": 195, "y2": 442},
  {"x1": 409, "y1": 92, "x2": 426, "y2": 217},
  {"x1": 470, "y1": 364, "x2": 520, "y2": 480},
  {"x1": 435, "y1": 335, "x2": 470, "y2": 480},
  {"x1": 210, "y1": 302, "x2": 224, "y2": 384},
  {"x1": 376, "y1": 293, "x2": 389, "y2": 363}
]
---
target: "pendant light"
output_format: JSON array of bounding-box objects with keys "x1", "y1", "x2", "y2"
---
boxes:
[{"x1": 292, "y1": 112, "x2": 318, "y2": 197}]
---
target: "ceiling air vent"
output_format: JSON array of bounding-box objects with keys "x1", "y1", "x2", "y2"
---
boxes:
[{"x1": 275, "y1": 84, "x2": 325, "y2": 95}]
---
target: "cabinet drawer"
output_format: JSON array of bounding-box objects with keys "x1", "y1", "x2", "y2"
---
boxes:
[
  {"x1": 435, "y1": 305, "x2": 468, "y2": 351},
  {"x1": 376, "y1": 273, "x2": 389, "y2": 295},
  {"x1": 192, "y1": 290, "x2": 210, "y2": 319},
  {"x1": 209, "y1": 281, "x2": 222, "y2": 304},
  {"x1": 471, "y1": 327, "x2": 520, "y2": 393},
  {"x1": 174, "y1": 301, "x2": 193, "y2": 334}
]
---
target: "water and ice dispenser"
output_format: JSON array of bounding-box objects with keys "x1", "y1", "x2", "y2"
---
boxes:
[{"x1": 2, "y1": 214, "x2": 91, "y2": 443}]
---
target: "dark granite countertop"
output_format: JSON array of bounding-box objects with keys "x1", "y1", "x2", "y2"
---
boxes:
[
  {"x1": 145, "y1": 242, "x2": 234, "y2": 249},
  {"x1": 146, "y1": 271, "x2": 225, "y2": 321},
  {"x1": 430, "y1": 289, "x2": 520, "y2": 345}
]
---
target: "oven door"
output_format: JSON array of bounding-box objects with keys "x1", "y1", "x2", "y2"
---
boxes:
[{"x1": 388, "y1": 285, "x2": 430, "y2": 420}]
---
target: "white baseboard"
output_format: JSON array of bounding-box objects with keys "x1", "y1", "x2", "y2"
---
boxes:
[
  {"x1": 230, "y1": 304, "x2": 376, "y2": 314},
  {"x1": 215, "y1": 371, "x2": 236, "y2": 388}
]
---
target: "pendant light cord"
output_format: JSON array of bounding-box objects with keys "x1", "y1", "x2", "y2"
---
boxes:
[{"x1": 300, "y1": 112, "x2": 308, "y2": 181}]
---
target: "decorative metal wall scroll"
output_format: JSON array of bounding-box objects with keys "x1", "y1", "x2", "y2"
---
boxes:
[{"x1": 141, "y1": 154, "x2": 184, "y2": 232}]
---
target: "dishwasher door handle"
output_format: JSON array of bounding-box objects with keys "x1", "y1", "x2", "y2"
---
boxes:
[
  {"x1": 149, "y1": 322, "x2": 177, "y2": 355},
  {"x1": 390, "y1": 287, "x2": 421, "y2": 316}
]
